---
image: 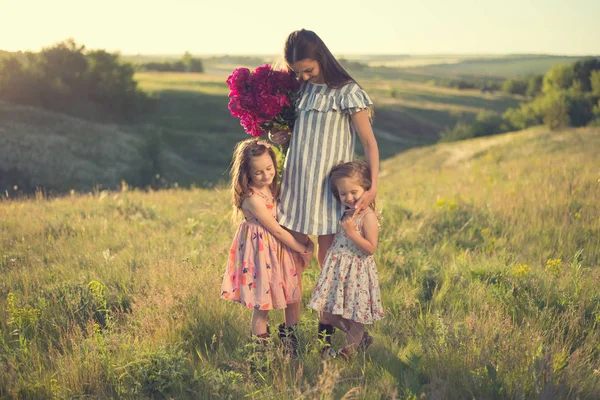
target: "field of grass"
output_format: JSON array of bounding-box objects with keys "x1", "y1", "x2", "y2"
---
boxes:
[
  {"x1": 1, "y1": 126, "x2": 599, "y2": 399},
  {"x1": 1, "y1": 68, "x2": 518, "y2": 194},
  {"x1": 406, "y1": 55, "x2": 589, "y2": 78},
  {"x1": 3, "y1": 53, "x2": 586, "y2": 195},
  {"x1": 132, "y1": 70, "x2": 520, "y2": 178}
]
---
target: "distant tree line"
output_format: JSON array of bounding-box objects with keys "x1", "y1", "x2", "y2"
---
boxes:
[
  {"x1": 338, "y1": 58, "x2": 370, "y2": 72},
  {"x1": 137, "y1": 52, "x2": 204, "y2": 73},
  {"x1": 440, "y1": 58, "x2": 600, "y2": 142},
  {"x1": 206, "y1": 55, "x2": 266, "y2": 66},
  {"x1": 0, "y1": 39, "x2": 154, "y2": 121},
  {"x1": 440, "y1": 78, "x2": 503, "y2": 92}
]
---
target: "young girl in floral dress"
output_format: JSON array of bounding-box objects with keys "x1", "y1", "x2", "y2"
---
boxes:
[{"x1": 307, "y1": 161, "x2": 384, "y2": 357}]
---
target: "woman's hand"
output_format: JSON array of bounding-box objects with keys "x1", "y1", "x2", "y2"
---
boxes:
[
  {"x1": 353, "y1": 189, "x2": 376, "y2": 217},
  {"x1": 268, "y1": 128, "x2": 291, "y2": 145}
]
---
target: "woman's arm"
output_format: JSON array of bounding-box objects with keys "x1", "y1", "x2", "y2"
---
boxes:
[
  {"x1": 340, "y1": 211, "x2": 379, "y2": 255},
  {"x1": 351, "y1": 110, "x2": 379, "y2": 215},
  {"x1": 243, "y1": 196, "x2": 312, "y2": 254}
]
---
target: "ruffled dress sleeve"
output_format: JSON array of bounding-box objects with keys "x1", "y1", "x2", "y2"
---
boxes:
[
  {"x1": 296, "y1": 82, "x2": 373, "y2": 115},
  {"x1": 338, "y1": 83, "x2": 373, "y2": 115}
]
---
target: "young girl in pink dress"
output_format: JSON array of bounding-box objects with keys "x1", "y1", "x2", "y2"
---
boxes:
[
  {"x1": 221, "y1": 138, "x2": 313, "y2": 351},
  {"x1": 307, "y1": 161, "x2": 384, "y2": 358}
]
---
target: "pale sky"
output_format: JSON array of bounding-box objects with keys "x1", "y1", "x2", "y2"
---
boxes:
[{"x1": 1, "y1": 0, "x2": 599, "y2": 56}]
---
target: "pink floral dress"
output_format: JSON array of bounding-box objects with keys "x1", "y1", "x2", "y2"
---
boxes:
[
  {"x1": 308, "y1": 210, "x2": 385, "y2": 324},
  {"x1": 221, "y1": 190, "x2": 301, "y2": 310}
]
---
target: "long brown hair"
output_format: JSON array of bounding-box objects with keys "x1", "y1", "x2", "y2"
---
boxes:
[
  {"x1": 283, "y1": 29, "x2": 374, "y2": 121},
  {"x1": 284, "y1": 29, "x2": 354, "y2": 88},
  {"x1": 329, "y1": 160, "x2": 377, "y2": 212},
  {"x1": 230, "y1": 138, "x2": 279, "y2": 214}
]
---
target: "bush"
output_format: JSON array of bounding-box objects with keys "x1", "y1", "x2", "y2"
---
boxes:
[
  {"x1": 591, "y1": 70, "x2": 600, "y2": 96},
  {"x1": 503, "y1": 103, "x2": 541, "y2": 130},
  {"x1": 502, "y1": 58, "x2": 600, "y2": 130},
  {"x1": 542, "y1": 64, "x2": 574, "y2": 93},
  {"x1": 572, "y1": 58, "x2": 600, "y2": 92},
  {"x1": 526, "y1": 75, "x2": 543, "y2": 98},
  {"x1": 502, "y1": 78, "x2": 528, "y2": 96},
  {"x1": 439, "y1": 111, "x2": 510, "y2": 142},
  {"x1": 0, "y1": 39, "x2": 154, "y2": 121},
  {"x1": 541, "y1": 91, "x2": 570, "y2": 130},
  {"x1": 439, "y1": 122, "x2": 477, "y2": 142},
  {"x1": 118, "y1": 346, "x2": 192, "y2": 399},
  {"x1": 139, "y1": 52, "x2": 204, "y2": 73}
]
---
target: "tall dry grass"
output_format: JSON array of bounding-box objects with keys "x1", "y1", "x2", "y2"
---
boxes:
[{"x1": 1, "y1": 127, "x2": 599, "y2": 399}]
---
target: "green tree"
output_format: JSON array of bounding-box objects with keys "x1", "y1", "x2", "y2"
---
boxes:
[
  {"x1": 542, "y1": 64, "x2": 574, "y2": 93},
  {"x1": 0, "y1": 39, "x2": 153, "y2": 121},
  {"x1": 571, "y1": 58, "x2": 600, "y2": 92},
  {"x1": 503, "y1": 102, "x2": 542, "y2": 130},
  {"x1": 526, "y1": 75, "x2": 543, "y2": 98},
  {"x1": 502, "y1": 78, "x2": 528, "y2": 96},
  {"x1": 590, "y1": 70, "x2": 600, "y2": 96},
  {"x1": 541, "y1": 91, "x2": 570, "y2": 130},
  {"x1": 38, "y1": 39, "x2": 88, "y2": 102}
]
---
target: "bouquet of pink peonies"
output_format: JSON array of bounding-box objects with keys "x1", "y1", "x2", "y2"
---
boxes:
[{"x1": 226, "y1": 64, "x2": 300, "y2": 137}]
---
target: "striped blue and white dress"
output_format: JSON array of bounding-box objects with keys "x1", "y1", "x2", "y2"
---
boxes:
[{"x1": 278, "y1": 81, "x2": 373, "y2": 236}]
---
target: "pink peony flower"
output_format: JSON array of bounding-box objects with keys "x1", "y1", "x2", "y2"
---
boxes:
[
  {"x1": 227, "y1": 64, "x2": 299, "y2": 137},
  {"x1": 226, "y1": 68, "x2": 251, "y2": 94}
]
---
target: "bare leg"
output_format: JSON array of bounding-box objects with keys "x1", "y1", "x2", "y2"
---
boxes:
[
  {"x1": 322, "y1": 312, "x2": 349, "y2": 333},
  {"x1": 317, "y1": 234, "x2": 335, "y2": 325},
  {"x1": 284, "y1": 230, "x2": 309, "y2": 326},
  {"x1": 345, "y1": 320, "x2": 365, "y2": 351},
  {"x1": 317, "y1": 234, "x2": 335, "y2": 268},
  {"x1": 252, "y1": 310, "x2": 269, "y2": 336}
]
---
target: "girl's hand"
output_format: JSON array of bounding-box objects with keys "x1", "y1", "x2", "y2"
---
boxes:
[
  {"x1": 353, "y1": 189, "x2": 376, "y2": 217},
  {"x1": 300, "y1": 239, "x2": 314, "y2": 267},
  {"x1": 268, "y1": 128, "x2": 291, "y2": 145},
  {"x1": 341, "y1": 215, "x2": 356, "y2": 235}
]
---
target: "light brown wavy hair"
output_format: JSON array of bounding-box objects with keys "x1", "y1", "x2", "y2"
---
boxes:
[
  {"x1": 230, "y1": 138, "x2": 279, "y2": 217},
  {"x1": 329, "y1": 160, "x2": 377, "y2": 213}
]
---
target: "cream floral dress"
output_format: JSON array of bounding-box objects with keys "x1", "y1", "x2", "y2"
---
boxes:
[{"x1": 308, "y1": 210, "x2": 384, "y2": 324}]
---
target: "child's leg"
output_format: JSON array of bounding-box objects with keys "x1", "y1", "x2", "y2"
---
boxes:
[
  {"x1": 317, "y1": 234, "x2": 335, "y2": 269},
  {"x1": 345, "y1": 320, "x2": 365, "y2": 351},
  {"x1": 317, "y1": 234, "x2": 335, "y2": 327},
  {"x1": 322, "y1": 312, "x2": 349, "y2": 333},
  {"x1": 252, "y1": 309, "x2": 269, "y2": 336},
  {"x1": 315, "y1": 234, "x2": 336, "y2": 352},
  {"x1": 316, "y1": 234, "x2": 337, "y2": 351},
  {"x1": 284, "y1": 230, "x2": 309, "y2": 326}
]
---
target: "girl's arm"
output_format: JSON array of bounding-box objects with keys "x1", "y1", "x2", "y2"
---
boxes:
[
  {"x1": 351, "y1": 110, "x2": 379, "y2": 215},
  {"x1": 243, "y1": 196, "x2": 312, "y2": 254},
  {"x1": 340, "y1": 212, "x2": 379, "y2": 255}
]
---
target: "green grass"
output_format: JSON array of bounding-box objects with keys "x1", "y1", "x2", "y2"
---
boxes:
[{"x1": 1, "y1": 126, "x2": 599, "y2": 399}]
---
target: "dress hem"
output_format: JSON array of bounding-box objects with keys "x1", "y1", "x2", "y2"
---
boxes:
[
  {"x1": 222, "y1": 297, "x2": 301, "y2": 310},
  {"x1": 307, "y1": 303, "x2": 383, "y2": 324}
]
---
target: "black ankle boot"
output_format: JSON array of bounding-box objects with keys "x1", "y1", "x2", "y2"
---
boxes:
[
  {"x1": 318, "y1": 322, "x2": 335, "y2": 355},
  {"x1": 278, "y1": 323, "x2": 299, "y2": 357},
  {"x1": 358, "y1": 330, "x2": 373, "y2": 351},
  {"x1": 250, "y1": 324, "x2": 271, "y2": 337},
  {"x1": 253, "y1": 332, "x2": 270, "y2": 346}
]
